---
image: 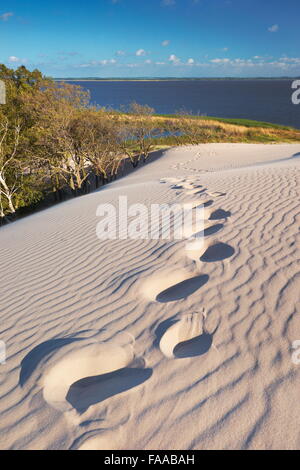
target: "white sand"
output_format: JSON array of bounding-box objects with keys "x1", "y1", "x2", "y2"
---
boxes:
[{"x1": 0, "y1": 143, "x2": 300, "y2": 450}]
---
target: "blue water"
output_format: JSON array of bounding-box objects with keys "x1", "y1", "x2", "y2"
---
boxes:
[{"x1": 68, "y1": 79, "x2": 300, "y2": 129}]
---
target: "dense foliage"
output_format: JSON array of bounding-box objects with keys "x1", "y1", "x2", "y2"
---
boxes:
[{"x1": 0, "y1": 66, "x2": 162, "y2": 219}]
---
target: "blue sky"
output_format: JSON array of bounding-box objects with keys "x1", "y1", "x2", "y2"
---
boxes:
[{"x1": 1, "y1": 0, "x2": 300, "y2": 77}]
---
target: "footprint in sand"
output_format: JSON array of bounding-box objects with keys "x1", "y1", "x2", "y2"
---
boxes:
[
  {"x1": 156, "y1": 274, "x2": 209, "y2": 303},
  {"x1": 199, "y1": 223, "x2": 224, "y2": 237},
  {"x1": 157, "y1": 310, "x2": 220, "y2": 359},
  {"x1": 170, "y1": 184, "x2": 186, "y2": 190},
  {"x1": 42, "y1": 336, "x2": 152, "y2": 414},
  {"x1": 206, "y1": 191, "x2": 226, "y2": 198},
  {"x1": 182, "y1": 214, "x2": 222, "y2": 237},
  {"x1": 209, "y1": 209, "x2": 231, "y2": 220},
  {"x1": 181, "y1": 182, "x2": 197, "y2": 190},
  {"x1": 160, "y1": 177, "x2": 183, "y2": 184},
  {"x1": 141, "y1": 269, "x2": 209, "y2": 303},
  {"x1": 183, "y1": 202, "x2": 224, "y2": 255},
  {"x1": 200, "y1": 241, "x2": 235, "y2": 263},
  {"x1": 170, "y1": 182, "x2": 203, "y2": 191},
  {"x1": 185, "y1": 224, "x2": 225, "y2": 259},
  {"x1": 67, "y1": 357, "x2": 152, "y2": 414},
  {"x1": 184, "y1": 201, "x2": 233, "y2": 263},
  {"x1": 185, "y1": 229, "x2": 234, "y2": 263},
  {"x1": 188, "y1": 198, "x2": 214, "y2": 210},
  {"x1": 185, "y1": 187, "x2": 208, "y2": 196}
]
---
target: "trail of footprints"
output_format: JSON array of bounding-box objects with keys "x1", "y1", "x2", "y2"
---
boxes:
[
  {"x1": 156, "y1": 175, "x2": 232, "y2": 359},
  {"x1": 20, "y1": 174, "x2": 234, "y2": 449},
  {"x1": 169, "y1": 149, "x2": 217, "y2": 173}
]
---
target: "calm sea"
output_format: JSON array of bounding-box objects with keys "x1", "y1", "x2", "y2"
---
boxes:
[{"x1": 67, "y1": 79, "x2": 300, "y2": 129}]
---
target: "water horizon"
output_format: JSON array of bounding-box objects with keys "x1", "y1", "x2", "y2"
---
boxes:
[{"x1": 60, "y1": 78, "x2": 300, "y2": 129}]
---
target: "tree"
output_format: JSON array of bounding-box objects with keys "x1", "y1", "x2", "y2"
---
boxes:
[
  {"x1": 0, "y1": 117, "x2": 21, "y2": 216},
  {"x1": 119, "y1": 102, "x2": 160, "y2": 167},
  {"x1": 75, "y1": 111, "x2": 123, "y2": 187},
  {"x1": 0, "y1": 66, "x2": 54, "y2": 218},
  {"x1": 22, "y1": 81, "x2": 91, "y2": 197}
]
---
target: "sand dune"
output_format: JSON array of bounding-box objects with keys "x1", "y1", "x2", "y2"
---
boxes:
[{"x1": 0, "y1": 143, "x2": 300, "y2": 450}]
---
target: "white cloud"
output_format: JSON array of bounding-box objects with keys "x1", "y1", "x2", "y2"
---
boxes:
[
  {"x1": 79, "y1": 59, "x2": 117, "y2": 67},
  {"x1": 161, "y1": 40, "x2": 170, "y2": 47},
  {"x1": 278, "y1": 57, "x2": 300, "y2": 64},
  {"x1": 0, "y1": 12, "x2": 13, "y2": 21},
  {"x1": 268, "y1": 24, "x2": 279, "y2": 33},
  {"x1": 91, "y1": 59, "x2": 116, "y2": 65},
  {"x1": 206, "y1": 56, "x2": 300, "y2": 71},
  {"x1": 31, "y1": 52, "x2": 300, "y2": 75},
  {"x1": 136, "y1": 49, "x2": 146, "y2": 56},
  {"x1": 116, "y1": 50, "x2": 126, "y2": 56},
  {"x1": 169, "y1": 54, "x2": 180, "y2": 64},
  {"x1": 210, "y1": 58, "x2": 230, "y2": 64},
  {"x1": 8, "y1": 56, "x2": 27, "y2": 64},
  {"x1": 100, "y1": 59, "x2": 116, "y2": 65}
]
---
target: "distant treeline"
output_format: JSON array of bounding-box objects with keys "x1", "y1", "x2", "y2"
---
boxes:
[{"x1": 1, "y1": 65, "x2": 300, "y2": 223}]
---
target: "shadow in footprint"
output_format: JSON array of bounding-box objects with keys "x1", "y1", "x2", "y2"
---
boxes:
[
  {"x1": 157, "y1": 312, "x2": 220, "y2": 359},
  {"x1": 202, "y1": 200, "x2": 214, "y2": 207},
  {"x1": 174, "y1": 333, "x2": 213, "y2": 358},
  {"x1": 200, "y1": 242, "x2": 234, "y2": 262},
  {"x1": 209, "y1": 209, "x2": 231, "y2": 220},
  {"x1": 19, "y1": 337, "x2": 85, "y2": 386},
  {"x1": 191, "y1": 200, "x2": 213, "y2": 210},
  {"x1": 66, "y1": 367, "x2": 152, "y2": 413},
  {"x1": 188, "y1": 188, "x2": 207, "y2": 195},
  {"x1": 194, "y1": 223, "x2": 224, "y2": 238},
  {"x1": 156, "y1": 274, "x2": 209, "y2": 303}
]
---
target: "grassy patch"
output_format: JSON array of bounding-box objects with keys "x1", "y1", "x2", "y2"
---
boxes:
[{"x1": 154, "y1": 114, "x2": 295, "y2": 131}]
